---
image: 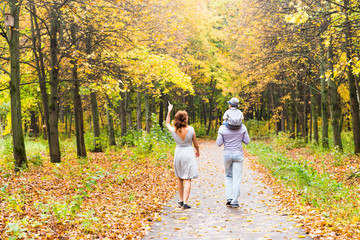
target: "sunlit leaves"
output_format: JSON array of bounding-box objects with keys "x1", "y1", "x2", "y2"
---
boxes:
[
  {"x1": 284, "y1": 2, "x2": 310, "y2": 24},
  {"x1": 117, "y1": 47, "x2": 194, "y2": 95}
]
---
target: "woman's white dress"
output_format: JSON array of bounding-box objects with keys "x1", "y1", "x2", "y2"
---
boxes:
[{"x1": 170, "y1": 126, "x2": 199, "y2": 179}]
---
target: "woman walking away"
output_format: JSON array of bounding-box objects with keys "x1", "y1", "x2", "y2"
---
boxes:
[{"x1": 166, "y1": 102, "x2": 200, "y2": 209}]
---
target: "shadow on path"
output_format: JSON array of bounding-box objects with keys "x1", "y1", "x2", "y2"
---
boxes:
[{"x1": 143, "y1": 140, "x2": 312, "y2": 240}]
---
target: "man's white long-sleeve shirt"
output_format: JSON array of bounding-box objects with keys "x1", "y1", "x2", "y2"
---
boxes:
[{"x1": 216, "y1": 124, "x2": 250, "y2": 156}]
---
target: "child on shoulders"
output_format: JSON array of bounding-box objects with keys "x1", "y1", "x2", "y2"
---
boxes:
[{"x1": 223, "y1": 97, "x2": 244, "y2": 130}]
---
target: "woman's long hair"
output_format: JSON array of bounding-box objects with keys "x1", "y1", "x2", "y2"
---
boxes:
[{"x1": 174, "y1": 111, "x2": 188, "y2": 133}]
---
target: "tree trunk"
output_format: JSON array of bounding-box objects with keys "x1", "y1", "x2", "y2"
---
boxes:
[
  {"x1": 0, "y1": 119, "x2": 3, "y2": 139},
  {"x1": 310, "y1": 88, "x2": 319, "y2": 144},
  {"x1": 356, "y1": 75, "x2": 360, "y2": 113},
  {"x1": 327, "y1": 40, "x2": 343, "y2": 150},
  {"x1": 29, "y1": 1, "x2": 49, "y2": 141},
  {"x1": 281, "y1": 108, "x2": 285, "y2": 132},
  {"x1": 206, "y1": 95, "x2": 213, "y2": 135},
  {"x1": 119, "y1": 92, "x2": 127, "y2": 136},
  {"x1": 68, "y1": 111, "x2": 73, "y2": 139},
  {"x1": 151, "y1": 96, "x2": 156, "y2": 116},
  {"x1": 290, "y1": 97, "x2": 296, "y2": 138},
  {"x1": 310, "y1": 106, "x2": 312, "y2": 142},
  {"x1": 344, "y1": 0, "x2": 360, "y2": 154},
  {"x1": 106, "y1": 106, "x2": 116, "y2": 146},
  {"x1": 145, "y1": 93, "x2": 150, "y2": 132},
  {"x1": 126, "y1": 90, "x2": 133, "y2": 129},
  {"x1": 269, "y1": 84, "x2": 276, "y2": 133},
  {"x1": 302, "y1": 82, "x2": 308, "y2": 143},
  {"x1": 215, "y1": 102, "x2": 220, "y2": 130},
  {"x1": 189, "y1": 95, "x2": 196, "y2": 124},
  {"x1": 65, "y1": 110, "x2": 68, "y2": 136},
  {"x1": 9, "y1": 0, "x2": 27, "y2": 172},
  {"x1": 30, "y1": 111, "x2": 39, "y2": 137},
  {"x1": 136, "y1": 91, "x2": 142, "y2": 130},
  {"x1": 320, "y1": 43, "x2": 329, "y2": 148},
  {"x1": 159, "y1": 94, "x2": 164, "y2": 129},
  {"x1": 270, "y1": 84, "x2": 282, "y2": 133},
  {"x1": 69, "y1": 70, "x2": 86, "y2": 157},
  {"x1": 59, "y1": 97, "x2": 64, "y2": 124},
  {"x1": 340, "y1": 110, "x2": 344, "y2": 133},
  {"x1": 150, "y1": 96, "x2": 156, "y2": 128},
  {"x1": 202, "y1": 100, "x2": 207, "y2": 127},
  {"x1": 286, "y1": 101, "x2": 291, "y2": 132},
  {"x1": 71, "y1": 24, "x2": 86, "y2": 157},
  {"x1": 48, "y1": 5, "x2": 61, "y2": 163},
  {"x1": 73, "y1": 75, "x2": 86, "y2": 157},
  {"x1": 36, "y1": 103, "x2": 46, "y2": 139},
  {"x1": 295, "y1": 80, "x2": 303, "y2": 138},
  {"x1": 90, "y1": 91, "x2": 102, "y2": 152}
]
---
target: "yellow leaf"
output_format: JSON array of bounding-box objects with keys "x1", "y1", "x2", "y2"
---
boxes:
[
  {"x1": 179, "y1": 217, "x2": 188, "y2": 220},
  {"x1": 298, "y1": 235, "x2": 306, "y2": 238},
  {"x1": 16, "y1": 205, "x2": 23, "y2": 213},
  {"x1": 352, "y1": 216, "x2": 359, "y2": 223}
]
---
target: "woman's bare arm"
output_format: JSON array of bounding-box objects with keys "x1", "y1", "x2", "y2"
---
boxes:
[
  {"x1": 166, "y1": 102, "x2": 174, "y2": 131},
  {"x1": 192, "y1": 131, "x2": 200, "y2": 157}
]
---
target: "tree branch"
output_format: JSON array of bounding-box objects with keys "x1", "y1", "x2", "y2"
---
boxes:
[{"x1": 0, "y1": 66, "x2": 10, "y2": 76}]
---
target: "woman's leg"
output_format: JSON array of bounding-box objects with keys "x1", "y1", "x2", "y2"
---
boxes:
[
  {"x1": 178, "y1": 178, "x2": 184, "y2": 202},
  {"x1": 183, "y1": 179, "x2": 191, "y2": 204}
]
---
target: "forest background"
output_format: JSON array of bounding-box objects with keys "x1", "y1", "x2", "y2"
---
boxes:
[{"x1": 0, "y1": 0, "x2": 360, "y2": 239}]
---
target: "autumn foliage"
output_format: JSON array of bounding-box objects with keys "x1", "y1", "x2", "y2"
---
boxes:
[
  {"x1": 1, "y1": 0, "x2": 360, "y2": 239},
  {"x1": 0, "y1": 140, "x2": 176, "y2": 239}
]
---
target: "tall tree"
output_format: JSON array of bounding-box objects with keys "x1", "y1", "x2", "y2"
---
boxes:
[
  {"x1": 145, "y1": 92, "x2": 150, "y2": 132},
  {"x1": 7, "y1": 0, "x2": 28, "y2": 171},
  {"x1": 90, "y1": 91, "x2": 102, "y2": 152},
  {"x1": 106, "y1": 105, "x2": 116, "y2": 146},
  {"x1": 343, "y1": 0, "x2": 360, "y2": 154},
  {"x1": 136, "y1": 91, "x2": 142, "y2": 130},
  {"x1": 70, "y1": 23, "x2": 86, "y2": 158},
  {"x1": 28, "y1": 0, "x2": 49, "y2": 141},
  {"x1": 327, "y1": 38, "x2": 343, "y2": 150},
  {"x1": 48, "y1": 2, "x2": 61, "y2": 163}
]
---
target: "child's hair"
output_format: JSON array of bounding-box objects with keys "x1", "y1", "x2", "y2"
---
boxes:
[{"x1": 174, "y1": 111, "x2": 188, "y2": 133}]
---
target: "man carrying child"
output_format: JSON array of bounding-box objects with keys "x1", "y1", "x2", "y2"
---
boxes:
[{"x1": 216, "y1": 97, "x2": 250, "y2": 208}]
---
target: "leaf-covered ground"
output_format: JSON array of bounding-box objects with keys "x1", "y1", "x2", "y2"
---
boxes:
[
  {"x1": 246, "y1": 140, "x2": 360, "y2": 239},
  {"x1": 0, "y1": 149, "x2": 177, "y2": 239},
  {"x1": 2, "y1": 137, "x2": 359, "y2": 239}
]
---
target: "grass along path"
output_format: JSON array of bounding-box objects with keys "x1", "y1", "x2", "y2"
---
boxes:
[{"x1": 246, "y1": 140, "x2": 360, "y2": 239}]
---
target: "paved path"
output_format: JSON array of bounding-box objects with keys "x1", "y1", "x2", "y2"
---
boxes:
[{"x1": 143, "y1": 140, "x2": 311, "y2": 240}]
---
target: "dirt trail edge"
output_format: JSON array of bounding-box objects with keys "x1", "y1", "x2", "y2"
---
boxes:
[{"x1": 143, "y1": 140, "x2": 312, "y2": 240}]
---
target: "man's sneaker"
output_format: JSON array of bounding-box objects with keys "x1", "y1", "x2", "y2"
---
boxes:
[
  {"x1": 183, "y1": 204, "x2": 191, "y2": 209},
  {"x1": 226, "y1": 199, "x2": 232, "y2": 207},
  {"x1": 231, "y1": 203, "x2": 240, "y2": 208}
]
